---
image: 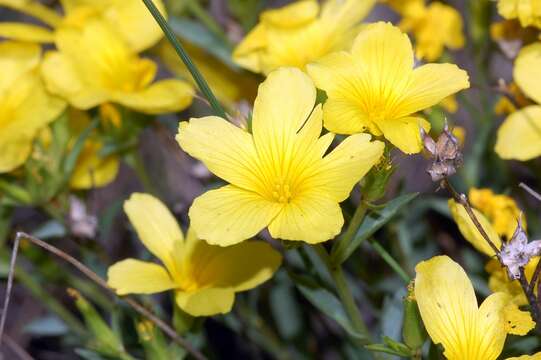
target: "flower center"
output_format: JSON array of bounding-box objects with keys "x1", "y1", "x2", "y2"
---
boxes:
[{"x1": 272, "y1": 181, "x2": 292, "y2": 203}]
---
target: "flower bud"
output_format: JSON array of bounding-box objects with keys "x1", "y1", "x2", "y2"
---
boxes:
[{"x1": 402, "y1": 282, "x2": 427, "y2": 350}]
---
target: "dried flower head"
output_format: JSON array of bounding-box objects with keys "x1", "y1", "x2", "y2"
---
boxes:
[
  {"x1": 422, "y1": 123, "x2": 463, "y2": 181},
  {"x1": 500, "y1": 216, "x2": 541, "y2": 280}
]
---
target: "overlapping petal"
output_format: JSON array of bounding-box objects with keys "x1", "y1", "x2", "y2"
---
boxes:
[
  {"x1": 175, "y1": 288, "x2": 235, "y2": 317},
  {"x1": 124, "y1": 193, "x2": 184, "y2": 272},
  {"x1": 188, "y1": 185, "x2": 281, "y2": 247}
]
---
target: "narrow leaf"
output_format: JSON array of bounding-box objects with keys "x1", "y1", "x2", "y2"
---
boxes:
[
  {"x1": 295, "y1": 282, "x2": 367, "y2": 342},
  {"x1": 332, "y1": 193, "x2": 419, "y2": 264}
]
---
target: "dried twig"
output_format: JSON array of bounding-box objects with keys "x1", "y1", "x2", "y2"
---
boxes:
[
  {"x1": 1, "y1": 232, "x2": 207, "y2": 360},
  {"x1": 0, "y1": 234, "x2": 20, "y2": 346},
  {"x1": 519, "y1": 182, "x2": 541, "y2": 202},
  {"x1": 441, "y1": 179, "x2": 501, "y2": 256}
]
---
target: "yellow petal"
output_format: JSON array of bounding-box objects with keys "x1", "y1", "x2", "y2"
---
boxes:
[
  {"x1": 176, "y1": 117, "x2": 263, "y2": 193},
  {"x1": 189, "y1": 185, "x2": 281, "y2": 246},
  {"x1": 0, "y1": 70, "x2": 66, "y2": 173},
  {"x1": 0, "y1": 23, "x2": 54, "y2": 43},
  {"x1": 111, "y1": 79, "x2": 193, "y2": 114},
  {"x1": 320, "y1": 0, "x2": 376, "y2": 31},
  {"x1": 107, "y1": 259, "x2": 177, "y2": 295},
  {"x1": 377, "y1": 116, "x2": 431, "y2": 154},
  {"x1": 0, "y1": 41, "x2": 41, "y2": 94},
  {"x1": 232, "y1": 23, "x2": 267, "y2": 73},
  {"x1": 448, "y1": 199, "x2": 502, "y2": 256},
  {"x1": 193, "y1": 240, "x2": 282, "y2": 291},
  {"x1": 252, "y1": 68, "x2": 316, "y2": 166},
  {"x1": 514, "y1": 43, "x2": 541, "y2": 104},
  {"x1": 309, "y1": 133, "x2": 384, "y2": 201},
  {"x1": 495, "y1": 105, "x2": 541, "y2": 161},
  {"x1": 351, "y1": 22, "x2": 414, "y2": 97},
  {"x1": 415, "y1": 255, "x2": 503, "y2": 360},
  {"x1": 268, "y1": 192, "x2": 343, "y2": 243},
  {"x1": 261, "y1": 0, "x2": 319, "y2": 28},
  {"x1": 101, "y1": 0, "x2": 167, "y2": 52},
  {"x1": 398, "y1": 63, "x2": 470, "y2": 117},
  {"x1": 41, "y1": 51, "x2": 108, "y2": 110},
  {"x1": 475, "y1": 292, "x2": 510, "y2": 360},
  {"x1": 307, "y1": 51, "x2": 377, "y2": 134},
  {"x1": 69, "y1": 141, "x2": 120, "y2": 189},
  {"x1": 124, "y1": 193, "x2": 184, "y2": 272},
  {"x1": 503, "y1": 302, "x2": 535, "y2": 335},
  {"x1": 175, "y1": 288, "x2": 235, "y2": 317}
]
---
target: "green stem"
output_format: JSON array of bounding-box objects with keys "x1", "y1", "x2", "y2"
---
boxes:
[
  {"x1": 331, "y1": 200, "x2": 368, "y2": 265},
  {"x1": 185, "y1": 0, "x2": 232, "y2": 48},
  {"x1": 314, "y1": 245, "x2": 381, "y2": 359},
  {"x1": 141, "y1": 0, "x2": 227, "y2": 118},
  {"x1": 369, "y1": 240, "x2": 411, "y2": 284}
]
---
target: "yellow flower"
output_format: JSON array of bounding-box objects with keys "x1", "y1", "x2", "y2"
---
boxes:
[
  {"x1": 469, "y1": 188, "x2": 525, "y2": 240},
  {"x1": 177, "y1": 68, "x2": 384, "y2": 245},
  {"x1": 0, "y1": 0, "x2": 166, "y2": 52},
  {"x1": 40, "y1": 17, "x2": 193, "y2": 114},
  {"x1": 107, "y1": 193, "x2": 281, "y2": 317},
  {"x1": 307, "y1": 22, "x2": 470, "y2": 154},
  {"x1": 415, "y1": 255, "x2": 534, "y2": 360},
  {"x1": 394, "y1": 1, "x2": 465, "y2": 61},
  {"x1": 0, "y1": 41, "x2": 66, "y2": 173},
  {"x1": 495, "y1": 42, "x2": 541, "y2": 160},
  {"x1": 498, "y1": 0, "x2": 541, "y2": 29},
  {"x1": 158, "y1": 41, "x2": 258, "y2": 108},
  {"x1": 232, "y1": 0, "x2": 376, "y2": 74}
]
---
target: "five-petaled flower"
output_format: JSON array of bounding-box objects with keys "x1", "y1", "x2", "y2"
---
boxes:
[
  {"x1": 107, "y1": 193, "x2": 282, "y2": 317},
  {"x1": 177, "y1": 67, "x2": 384, "y2": 246},
  {"x1": 307, "y1": 22, "x2": 470, "y2": 154}
]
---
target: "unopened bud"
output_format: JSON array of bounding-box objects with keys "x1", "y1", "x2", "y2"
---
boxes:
[{"x1": 402, "y1": 281, "x2": 427, "y2": 350}]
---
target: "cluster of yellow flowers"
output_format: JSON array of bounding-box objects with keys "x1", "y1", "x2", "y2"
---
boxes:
[
  {"x1": 0, "y1": 0, "x2": 193, "y2": 187},
  {"x1": 2, "y1": 0, "x2": 541, "y2": 358},
  {"x1": 495, "y1": 0, "x2": 541, "y2": 160}
]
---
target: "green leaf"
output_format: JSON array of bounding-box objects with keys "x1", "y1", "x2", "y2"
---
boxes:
[
  {"x1": 0, "y1": 178, "x2": 31, "y2": 204},
  {"x1": 365, "y1": 343, "x2": 410, "y2": 357},
  {"x1": 69, "y1": 289, "x2": 134, "y2": 360},
  {"x1": 24, "y1": 315, "x2": 68, "y2": 337},
  {"x1": 32, "y1": 220, "x2": 66, "y2": 239},
  {"x1": 169, "y1": 17, "x2": 235, "y2": 68},
  {"x1": 294, "y1": 282, "x2": 367, "y2": 342},
  {"x1": 332, "y1": 193, "x2": 419, "y2": 265},
  {"x1": 270, "y1": 274, "x2": 302, "y2": 339}
]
